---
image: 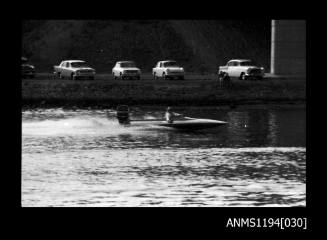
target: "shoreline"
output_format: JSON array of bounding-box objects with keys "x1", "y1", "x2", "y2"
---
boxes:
[
  {"x1": 22, "y1": 99, "x2": 306, "y2": 110},
  {"x1": 22, "y1": 74, "x2": 306, "y2": 109}
]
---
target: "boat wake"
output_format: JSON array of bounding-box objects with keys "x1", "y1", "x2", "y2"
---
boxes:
[{"x1": 22, "y1": 116, "x2": 154, "y2": 137}]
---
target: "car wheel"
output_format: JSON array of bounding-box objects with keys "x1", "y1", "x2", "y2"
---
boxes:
[
  {"x1": 162, "y1": 73, "x2": 167, "y2": 80},
  {"x1": 240, "y1": 73, "x2": 246, "y2": 80},
  {"x1": 120, "y1": 73, "x2": 123, "y2": 80},
  {"x1": 153, "y1": 73, "x2": 157, "y2": 80},
  {"x1": 59, "y1": 73, "x2": 63, "y2": 79}
]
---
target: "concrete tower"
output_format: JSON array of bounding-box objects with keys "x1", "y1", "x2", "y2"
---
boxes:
[{"x1": 271, "y1": 20, "x2": 306, "y2": 78}]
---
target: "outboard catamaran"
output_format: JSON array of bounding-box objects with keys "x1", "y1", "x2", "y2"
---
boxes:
[{"x1": 116, "y1": 105, "x2": 227, "y2": 130}]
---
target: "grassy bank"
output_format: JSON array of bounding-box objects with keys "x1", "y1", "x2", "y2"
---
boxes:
[{"x1": 22, "y1": 74, "x2": 306, "y2": 108}]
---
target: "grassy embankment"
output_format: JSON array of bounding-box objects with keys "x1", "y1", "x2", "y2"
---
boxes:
[{"x1": 22, "y1": 73, "x2": 306, "y2": 108}]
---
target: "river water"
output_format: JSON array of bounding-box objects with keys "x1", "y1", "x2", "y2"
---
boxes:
[{"x1": 22, "y1": 105, "x2": 306, "y2": 207}]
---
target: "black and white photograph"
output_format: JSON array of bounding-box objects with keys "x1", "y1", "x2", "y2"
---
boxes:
[{"x1": 21, "y1": 19, "x2": 306, "y2": 208}]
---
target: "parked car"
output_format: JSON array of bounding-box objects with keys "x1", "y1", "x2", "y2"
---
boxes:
[
  {"x1": 112, "y1": 61, "x2": 141, "y2": 80},
  {"x1": 218, "y1": 59, "x2": 264, "y2": 80},
  {"x1": 21, "y1": 57, "x2": 35, "y2": 79},
  {"x1": 53, "y1": 60, "x2": 96, "y2": 80},
  {"x1": 152, "y1": 60, "x2": 185, "y2": 80}
]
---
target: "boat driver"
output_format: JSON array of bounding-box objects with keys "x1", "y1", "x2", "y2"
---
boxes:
[{"x1": 165, "y1": 107, "x2": 174, "y2": 123}]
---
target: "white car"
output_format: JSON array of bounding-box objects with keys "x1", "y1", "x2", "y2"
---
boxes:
[
  {"x1": 218, "y1": 59, "x2": 264, "y2": 80},
  {"x1": 152, "y1": 60, "x2": 185, "y2": 80},
  {"x1": 112, "y1": 61, "x2": 141, "y2": 80},
  {"x1": 53, "y1": 60, "x2": 96, "y2": 80}
]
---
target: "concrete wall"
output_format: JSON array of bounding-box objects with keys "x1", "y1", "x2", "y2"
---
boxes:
[{"x1": 271, "y1": 20, "x2": 306, "y2": 77}]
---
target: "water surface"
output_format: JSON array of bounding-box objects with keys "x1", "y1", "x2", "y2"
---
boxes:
[{"x1": 22, "y1": 105, "x2": 306, "y2": 207}]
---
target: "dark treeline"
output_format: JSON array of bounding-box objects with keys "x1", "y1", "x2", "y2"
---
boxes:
[{"x1": 22, "y1": 20, "x2": 270, "y2": 73}]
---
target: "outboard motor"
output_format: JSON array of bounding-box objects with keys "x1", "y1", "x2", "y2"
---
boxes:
[{"x1": 116, "y1": 105, "x2": 130, "y2": 124}]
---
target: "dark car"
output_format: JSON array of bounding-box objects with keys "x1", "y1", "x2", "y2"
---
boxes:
[{"x1": 22, "y1": 57, "x2": 35, "y2": 78}]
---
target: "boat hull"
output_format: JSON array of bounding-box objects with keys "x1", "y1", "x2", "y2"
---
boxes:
[{"x1": 130, "y1": 118, "x2": 227, "y2": 130}]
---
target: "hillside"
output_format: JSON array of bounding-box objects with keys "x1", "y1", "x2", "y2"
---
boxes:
[{"x1": 22, "y1": 20, "x2": 271, "y2": 73}]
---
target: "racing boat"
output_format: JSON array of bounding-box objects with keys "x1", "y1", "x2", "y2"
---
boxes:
[{"x1": 116, "y1": 105, "x2": 227, "y2": 130}]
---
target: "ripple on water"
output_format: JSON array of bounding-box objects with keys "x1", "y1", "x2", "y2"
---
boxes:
[{"x1": 22, "y1": 107, "x2": 306, "y2": 207}]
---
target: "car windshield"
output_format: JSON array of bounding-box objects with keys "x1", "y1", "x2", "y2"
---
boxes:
[
  {"x1": 120, "y1": 62, "x2": 136, "y2": 68},
  {"x1": 71, "y1": 62, "x2": 89, "y2": 68},
  {"x1": 240, "y1": 60, "x2": 258, "y2": 66},
  {"x1": 163, "y1": 61, "x2": 178, "y2": 67}
]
